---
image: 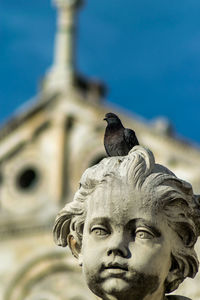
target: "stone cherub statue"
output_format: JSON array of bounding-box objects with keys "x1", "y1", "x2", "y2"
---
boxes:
[{"x1": 53, "y1": 146, "x2": 200, "y2": 300}]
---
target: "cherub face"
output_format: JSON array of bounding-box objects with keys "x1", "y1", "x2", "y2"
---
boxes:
[{"x1": 78, "y1": 182, "x2": 175, "y2": 300}]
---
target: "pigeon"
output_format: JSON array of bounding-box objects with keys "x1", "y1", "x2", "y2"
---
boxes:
[{"x1": 103, "y1": 112, "x2": 139, "y2": 156}]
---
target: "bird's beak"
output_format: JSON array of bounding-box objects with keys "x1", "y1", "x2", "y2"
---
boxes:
[{"x1": 103, "y1": 117, "x2": 107, "y2": 121}]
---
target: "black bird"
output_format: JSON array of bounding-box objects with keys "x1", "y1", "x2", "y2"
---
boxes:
[{"x1": 103, "y1": 112, "x2": 139, "y2": 156}]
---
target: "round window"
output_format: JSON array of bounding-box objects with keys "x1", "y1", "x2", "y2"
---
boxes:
[{"x1": 16, "y1": 167, "x2": 39, "y2": 191}]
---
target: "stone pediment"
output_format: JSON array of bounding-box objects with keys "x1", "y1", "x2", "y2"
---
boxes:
[{"x1": 0, "y1": 92, "x2": 58, "y2": 146}]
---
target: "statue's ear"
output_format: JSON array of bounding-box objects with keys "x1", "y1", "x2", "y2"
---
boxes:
[
  {"x1": 67, "y1": 234, "x2": 81, "y2": 260},
  {"x1": 165, "y1": 258, "x2": 183, "y2": 293}
]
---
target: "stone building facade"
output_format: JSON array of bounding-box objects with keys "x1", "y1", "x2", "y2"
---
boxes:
[{"x1": 0, "y1": 1, "x2": 200, "y2": 299}]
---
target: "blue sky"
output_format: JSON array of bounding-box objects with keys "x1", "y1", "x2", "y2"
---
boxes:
[{"x1": 1, "y1": 0, "x2": 200, "y2": 145}]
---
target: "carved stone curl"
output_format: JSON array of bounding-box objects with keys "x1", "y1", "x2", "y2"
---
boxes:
[{"x1": 53, "y1": 146, "x2": 200, "y2": 300}]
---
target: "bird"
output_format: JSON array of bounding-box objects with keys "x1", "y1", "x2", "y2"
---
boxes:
[{"x1": 103, "y1": 112, "x2": 139, "y2": 156}]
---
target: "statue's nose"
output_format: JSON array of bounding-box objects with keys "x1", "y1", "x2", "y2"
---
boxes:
[{"x1": 106, "y1": 232, "x2": 129, "y2": 258}]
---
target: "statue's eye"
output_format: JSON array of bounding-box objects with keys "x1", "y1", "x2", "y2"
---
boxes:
[
  {"x1": 135, "y1": 229, "x2": 154, "y2": 239},
  {"x1": 91, "y1": 226, "x2": 108, "y2": 236}
]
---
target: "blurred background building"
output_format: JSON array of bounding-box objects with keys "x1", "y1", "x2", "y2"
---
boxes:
[{"x1": 0, "y1": 0, "x2": 200, "y2": 299}]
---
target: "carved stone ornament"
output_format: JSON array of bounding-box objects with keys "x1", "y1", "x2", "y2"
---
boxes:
[
  {"x1": 53, "y1": 0, "x2": 83, "y2": 10},
  {"x1": 53, "y1": 146, "x2": 200, "y2": 300}
]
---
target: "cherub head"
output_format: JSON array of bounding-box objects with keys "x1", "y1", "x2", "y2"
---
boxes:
[{"x1": 53, "y1": 146, "x2": 200, "y2": 300}]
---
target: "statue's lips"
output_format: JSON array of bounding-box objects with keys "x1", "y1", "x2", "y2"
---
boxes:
[{"x1": 103, "y1": 263, "x2": 128, "y2": 275}]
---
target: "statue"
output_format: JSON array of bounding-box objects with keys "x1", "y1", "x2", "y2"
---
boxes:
[{"x1": 53, "y1": 146, "x2": 200, "y2": 300}]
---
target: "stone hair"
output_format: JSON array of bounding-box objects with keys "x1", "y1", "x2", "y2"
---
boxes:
[{"x1": 53, "y1": 146, "x2": 200, "y2": 293}]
